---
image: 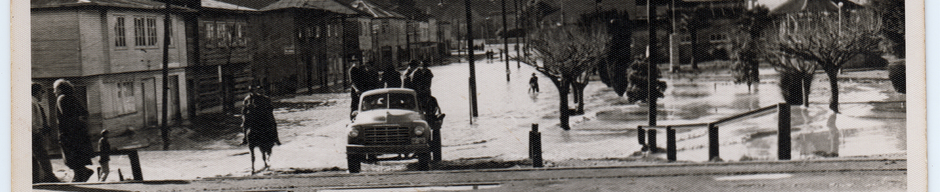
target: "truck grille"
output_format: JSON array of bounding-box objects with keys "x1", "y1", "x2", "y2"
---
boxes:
[{"x1": 363, "y1": 126, "x2": 410, "y2": 145}]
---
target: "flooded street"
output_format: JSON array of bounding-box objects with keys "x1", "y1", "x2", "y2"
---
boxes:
[
  {"x1": 53, "y1": 49, "x2": 905, "y2": 181},
  {"x1": 429, "y1": 47, "x2": 905, "y2": 163}
]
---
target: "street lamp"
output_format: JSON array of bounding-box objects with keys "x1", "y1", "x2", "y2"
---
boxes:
[{"x1": 837, "y1": 2, "x2": 843, "y2": 37}]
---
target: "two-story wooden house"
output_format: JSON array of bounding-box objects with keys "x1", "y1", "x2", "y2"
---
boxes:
[
  {"x1": 187, "y1": 0, "x2": 257, "y2": 115},
  {"x1": 31, "y1": 0, "x2": 195, "y2": 135},
  {"x1": 253, "y1": 0, "x2": 360, "y2": 94}
]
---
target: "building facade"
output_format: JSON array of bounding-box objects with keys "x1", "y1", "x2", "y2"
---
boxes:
[
  {"x1": 253, "y1": 0, "x2": 359, "y2": 94},
  {"x1": 31, "y1": 0, "x2": 193, "y2": 135},
  {"x1": 187, "y1": 0, "x2": 257, "y2": 116}
]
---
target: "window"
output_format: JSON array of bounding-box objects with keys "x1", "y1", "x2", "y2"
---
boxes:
[
  {"x1": 134, "y1": 17, "x2": 145, "y2": 46},
  {"x1": 114, "y1": 16, "x2": 126, "y2": 47},
  {"x1": 115, "y1": 82, "x2": 136, "y2": 115},
  {"x1": 217, "y1": 23, "x2": 228, "y2": 46},
  {"x1": 147, "y1": 18, "x2": 157, "y2": 45},
  {"x1": 235, "y1": 22, "x2": 248, "y2": 46},
  {"x1": 205, "y1": 22, "x2": 215, "y2": 39},
  {"x1": 382, "y1": 20, "x2": 389, "y2": 34},
  {"x1": 133, "y1": 17, "x2": 157, "y2": 46}
]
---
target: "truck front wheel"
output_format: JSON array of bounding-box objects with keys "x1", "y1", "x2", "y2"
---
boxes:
[
  {"x1": 417, "y1": 152, "x2": 431, "y2": 171},
  {"x1": 347, "y1": 154, "x2": 363, "y2": 173}
]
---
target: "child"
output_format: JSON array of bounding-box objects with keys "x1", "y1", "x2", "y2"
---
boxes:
[{"x1": 97, "y1": 130, "x2": 111, "y2": 182}]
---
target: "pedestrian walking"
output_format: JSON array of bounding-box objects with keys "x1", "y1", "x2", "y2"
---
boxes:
[
  {"x1": 53, "y1": 79, "x2": 95, "y2": 182},
  {"x1": 241, "y1": 85, "x2": 279, "y2": 173},
  {"x1": 97, "y1": 129, "x2": 111, "y2": 182},
  {"x1": 529, "y1": 73, "x2": 539, "y2": 93},
  {"x1": 32, "y1": 83, "x2": 59, "y2": 183}
]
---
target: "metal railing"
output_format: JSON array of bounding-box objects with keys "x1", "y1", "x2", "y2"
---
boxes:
[{"x1": 638, "y1": 103, "x2": 791, "y2": 162}]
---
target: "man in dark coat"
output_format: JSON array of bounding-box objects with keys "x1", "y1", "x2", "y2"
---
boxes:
[
  {"x1": 33, "y1": 83, "x2": 59, "y2": 183},
  {"x1": 381, "y1": 65, "x2": 402, "y2": 88},
  {"x1": 404, "y1": 61, "x2": 433, "y2": 99},
  {"x1": 53, "y1": 79, "x2": 94, "y2": 182},
  {"x1": 349, "y1": 61, "x2": 380, "y2": 115},
  {"x1": 242, "y1": 85, "x2": 279, "y2": 173}
]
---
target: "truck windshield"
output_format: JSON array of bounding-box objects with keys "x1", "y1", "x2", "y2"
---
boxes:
[{"x1": 361, "y1": 93, "x2": 416, "y2": 111}]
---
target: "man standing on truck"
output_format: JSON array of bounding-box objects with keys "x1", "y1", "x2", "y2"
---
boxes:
[{"x1": 349, "y1": 61, "x2": 380, "y2": 116}]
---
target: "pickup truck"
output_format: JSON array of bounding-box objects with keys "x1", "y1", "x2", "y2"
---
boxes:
[{"x1": 346, "y1": 88, "x2": 442, "y2": 173}]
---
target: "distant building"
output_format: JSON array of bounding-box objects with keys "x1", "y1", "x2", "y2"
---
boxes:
[
  {"x1": 187, "y1": 0, "x2": 257, "y2": 116},
  {"x1": 252, "y1": 0, "x2": 360, "y2": 94},
  {"x1": 348, "y1": 0, "x2": 408, "y2": 69},
  {"x1": 31, "y1": 0, "x2": 195, "y2": 135}
]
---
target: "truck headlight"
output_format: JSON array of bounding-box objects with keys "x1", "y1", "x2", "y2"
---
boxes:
[
  {"x1": 414, "y1": 126, "x2": 426, "y2": 136},
  {"x1": 349, "y1": 129, "x2": 359, "y2": 138}
]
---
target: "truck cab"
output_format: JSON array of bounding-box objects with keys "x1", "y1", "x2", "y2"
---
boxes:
[{"x1": 346, "y1": 88, "x2": 434, "y2": 173}]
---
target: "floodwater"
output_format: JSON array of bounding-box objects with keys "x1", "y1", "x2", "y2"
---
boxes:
[
  {"x1": 49, "y1": 47, "x2": 905, "y2": 182},
  {"x1": 431, "y1": 46, "x2": 905, "y2": 163}
]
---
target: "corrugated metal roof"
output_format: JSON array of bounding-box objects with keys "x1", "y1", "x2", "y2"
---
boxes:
[
  {"x1": 350, "y1": 0, "x2": 404, "y2": 18},
  {"x1": 259, "y1": 0, "x2": 359, "y2": 14},
  {"x1": 31, "y1": 0, "x2": 195, "y2": 11},
  {"x1": 202, "y1": 0, "x2": 257, "y2": 11}
]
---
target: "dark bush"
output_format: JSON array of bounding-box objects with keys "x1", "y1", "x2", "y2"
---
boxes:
[{"x1": 843, "y1": 54, "x2": 888, "y2": 69}]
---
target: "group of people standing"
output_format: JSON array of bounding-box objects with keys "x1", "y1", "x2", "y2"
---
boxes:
[
  {"x1": 32, "y1": 79, "x2": 106, "y2": 183},
  {"x1": 349, "y1": 60, "x2": 435, "y2": 114}
]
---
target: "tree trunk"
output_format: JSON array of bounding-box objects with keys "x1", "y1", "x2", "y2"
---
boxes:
[
  {"x1": 573, "y1": 82, "x2": 586, "y2": 115},
  {"x1": 826, "y1": 70, "x2": 840, "y2": 113},
  {"x1": 557, "y1": 78, "x2": 571, "y2": 130},
  {"x1": 801, "y1": 73, "x2": 813, "y2": 107},
  {"x1": 690, "y1": 28, "x2": 698, "y2": 71}
]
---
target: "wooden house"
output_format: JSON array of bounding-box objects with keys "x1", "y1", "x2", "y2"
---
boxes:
[
  {"x1": 187, "y1": 0, "x2": 257, "y2": 115},
  {"x1": 31, "y1": 0, "x2": 195, "y2": 135},
  {"x1": 253, "y1": 0, "x2": 360, "y2": 94}
]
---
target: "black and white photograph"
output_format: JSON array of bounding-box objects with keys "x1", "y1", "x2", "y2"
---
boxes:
[{"x1": 16, "y1": 0, "x2": 924, "y2": 191}]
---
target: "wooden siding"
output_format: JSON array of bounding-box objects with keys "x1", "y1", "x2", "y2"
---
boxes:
[
  {"x1": 198, "y1": 12, "x2": 253, "y2": 66},
  {"x1": 107, "y1": 11, "x2": 187, "y2": 74},
  {"x1": 79, "y1": 10, "x2": 108, "y2": 75},
  {"x1": 32, "y1": 11, "x2": 82, "y2": 78}
]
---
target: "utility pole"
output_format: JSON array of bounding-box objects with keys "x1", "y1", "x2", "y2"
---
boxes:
[
  {"x1": 647, "y1": 0, "x2": 657, "y2": 127},
  {"x1": 161, "y1": 1, "x2": 171, "y2": 150},
  {"x1": 514, "y1": 0, "x2": 520, "y2": 68},
  {"x1": 503, "y1": 0, "x2": 510, "y2": 81},
  {"x1": 466, "y1": 0, "x2": 479, "y2": 117}
]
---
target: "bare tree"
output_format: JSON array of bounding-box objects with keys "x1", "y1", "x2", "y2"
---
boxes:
[
  {"x1": 773, "y1": 10, "x2": 882, "y2": 112},
  {"x1": 522, "y1": 26, "x2": 610, "y2": 130}
]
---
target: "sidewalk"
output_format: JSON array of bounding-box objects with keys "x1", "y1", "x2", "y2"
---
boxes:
[{"x1": 33, "y1": 158, "x2": 906, "y2": 191}]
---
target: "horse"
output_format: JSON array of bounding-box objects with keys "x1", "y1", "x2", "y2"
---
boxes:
[{"x1": 242, "y1": 89, "x2": 279, "y2": 174}]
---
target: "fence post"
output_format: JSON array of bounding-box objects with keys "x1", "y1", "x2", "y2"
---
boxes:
[
  {"x1": 777, "y1": 103, "x2": 791, "y2": 160},
  {"x1": 708, "y1": 123, "x2": 720, "y2": 161},
  {"x1": 638, "y1": 125, "x2": 647, "y2": 151},
  {"x1": 128, "y1": 150, "x2": 143, "y2": 181},
  {"x1": 667, "y1": 126, "x2": 676, "y2": 161},
  {"x1": 530, "y1": 123, "x2": 543, "y2": 167},
  {"x1": 648, "y1": 128, "x2": 658, "y2": 152}
]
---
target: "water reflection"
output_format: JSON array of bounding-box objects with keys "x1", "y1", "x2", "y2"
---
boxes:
[{"x1": 794, "y1": 112, "x2": 840, "y2": 158}]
